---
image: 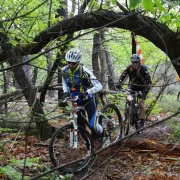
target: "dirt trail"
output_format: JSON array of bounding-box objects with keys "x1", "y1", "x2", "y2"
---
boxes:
[{"x1": 73, "y1": 121, "x2": 180, "y2": 180}]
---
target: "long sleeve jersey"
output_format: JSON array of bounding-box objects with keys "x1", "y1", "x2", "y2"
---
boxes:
[
  {"x1": 62, "y1": 65, "x2": 102, "y2": 97},
  {"x1": 119, "y1": 64, "x2": 152, "y2": 91}
]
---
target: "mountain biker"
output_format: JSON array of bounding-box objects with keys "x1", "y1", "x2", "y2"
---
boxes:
[
  {"x1": 61, "y1": 48, "x2": 107, "y2": 143},
  {"x1": 116, "y1": 54, "x2": 152, "y2": 126}
]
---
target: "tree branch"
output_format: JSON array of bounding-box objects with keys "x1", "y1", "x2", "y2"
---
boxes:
[{"x1": 0, "y1": 10, "x2": 180, "y2": 73}]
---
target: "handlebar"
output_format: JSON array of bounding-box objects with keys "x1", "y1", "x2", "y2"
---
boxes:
[
  {"x1": 63, "y1": 96, "x2": 79, "y2": 103},
  {"x1": 120, "y1": 88, "x2": 142, "y2": 96}
]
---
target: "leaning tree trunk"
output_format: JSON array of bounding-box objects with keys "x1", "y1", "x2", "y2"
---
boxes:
[
  {"x1": 40, "y1": 0, "x2": 91, "y2": 105},
  {"x1": 4, "y1": 44, "x2": 52, "y2": 139},
  {"x1": 1, "y1": 10, "x2": 180, "y2": 76},
  {"x1": 0, "y1": 28, "x2": 52, "y2": 140},
  {"x1": 40, "y1": 0, "x2": 69, "y2": 105}
]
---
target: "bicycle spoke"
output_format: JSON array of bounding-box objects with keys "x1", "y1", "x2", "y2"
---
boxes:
[{"x1": 100, "y1": 104, "x2": 122, "y2": 143}]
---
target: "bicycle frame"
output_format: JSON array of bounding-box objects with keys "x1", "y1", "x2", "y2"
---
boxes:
[
  {"x1": 121, "y1": 88, "x2": 142, "y2": 133},
  {"x1": 127, "y1": 91, "x2": 140, "y2": 118},
  {"x1": 63, "y1": 96, "x2": 85, "y2": 149},
  {"x1": 69, "y1": 102, "x2": 79, "y2": 149},
  {"x1": 64, "y1": 96, "x2": 113, "y2": 149}
]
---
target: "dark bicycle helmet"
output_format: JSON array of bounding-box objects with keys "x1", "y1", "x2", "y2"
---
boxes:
[
  {"x1": 130, "y1": 54, "x2": 140, "y2": 62},
  {"x1": 65, "y1": 48, "x2": 81, "y2": 62}
]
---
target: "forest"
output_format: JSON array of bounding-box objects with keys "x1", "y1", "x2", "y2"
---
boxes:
[{"x1": 0, "y1": 0, "x2": 180, "y2": 179}]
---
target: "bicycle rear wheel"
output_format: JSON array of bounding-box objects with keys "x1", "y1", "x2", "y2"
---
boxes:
[
  {"x1": 100, "y1": 104, "x2": 122, "y2": 142},
  {"x1": 49, "y1": 124, "x2": 93, "y2": 173}
]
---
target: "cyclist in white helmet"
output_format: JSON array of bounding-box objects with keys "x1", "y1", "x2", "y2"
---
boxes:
[{"x1": 61, "y1": 48, "x2": 103, "y2": 138}]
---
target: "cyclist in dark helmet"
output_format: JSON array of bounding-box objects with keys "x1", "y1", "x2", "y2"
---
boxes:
[{"x1": 116, "y1": 54, "x2": 152, "y2": 126}]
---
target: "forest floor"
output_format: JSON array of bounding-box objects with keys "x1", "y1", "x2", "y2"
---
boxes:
[{"x1": 0, "y1": 99, "x2": 180, "y2": 180}]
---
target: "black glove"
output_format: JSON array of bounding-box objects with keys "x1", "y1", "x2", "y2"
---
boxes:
[
  {"x1": 116, "y1": 82, "x2": 122, "y2": 89},
  {"x1": 62, "y1": 92, "x2": 70, "y2": 101},
  {"x1": 79, "y1": 92, "x2": 88, "y2": 99}
]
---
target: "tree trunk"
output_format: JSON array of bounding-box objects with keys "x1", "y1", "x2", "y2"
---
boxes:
[
  {"x1": 3, "y1": 10, "x2": 179, "y2": 76},
  {"x1": 101, "y1": 29, "x2": 117, "y2": 89},
  {"x1": 1, "y1": 64, "x2": 7, "y2": 113},
  {"x1": 0, "y1": 30, "x2": 52, "y2": 140},
  {"x1": 57, "y1": 52, "x2": 67, "y2": 107},
  {"x1": 40, "y1": 0, "x2": 91, "y2": 105},
  {"x1": 99, "y1": 31, "x2": 108, "y2": 90},
  {"x1": 23, "y1": 56, "x2": 31, "y2": 82},
  {"x1": 46, "y1": 50, "x2": 55, "y2": 98},
  {"x1": 32, "y1": 67, "x2": 38, "y2": 85},
  {"x1": 131, "y1": 33, "x2": 136, "y2": 54},
  {"x1": 92, "y1": 32, "x2": 101, "y2": 80}
]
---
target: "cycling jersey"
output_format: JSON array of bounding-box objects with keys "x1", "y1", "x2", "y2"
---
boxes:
[
  {"x1": 119, "y1": 64, "x2": 152, "y2": 91},
  {"x1": 61, "y1": 64, "x2": 103, "y2": 134},
  {"x1": 62, "y1": 64, "x2": 102, "y2": 100}
]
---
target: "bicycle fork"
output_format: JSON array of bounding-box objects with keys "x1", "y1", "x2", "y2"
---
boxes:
[{"x1": 69, "y1": 112, "x2": 78, "y2": 149}]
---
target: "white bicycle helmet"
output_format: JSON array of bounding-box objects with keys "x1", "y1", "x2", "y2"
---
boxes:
[
  {"x1": 130, "y1": 54, "x2": 140, "y2": 62},
  {"x1": 65, "y1": 48, "x2": 81, "y2": 62}
]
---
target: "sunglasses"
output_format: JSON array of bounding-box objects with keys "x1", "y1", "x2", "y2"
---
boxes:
[{"x1": 67, "y1": 61, "x2": 78, "y2": 65}]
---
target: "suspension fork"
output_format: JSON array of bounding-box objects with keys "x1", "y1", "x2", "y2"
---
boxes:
[
  {"x1": 134, "y1": 96, "x2": 140, "y2": 121},
  {"x1": 124, "y1": 101, "x2": 131, "y2": 126},
  {"x1": 69, "y1": 103, "x2": 78, "y2": 149}
]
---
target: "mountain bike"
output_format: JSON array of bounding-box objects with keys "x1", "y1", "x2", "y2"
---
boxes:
[
  {"x1": 49, "y1": 95, "x2": 122, "y2": 173},
  {"x1": 120, "y1": 88, "x2": 143, "y2": 136}
]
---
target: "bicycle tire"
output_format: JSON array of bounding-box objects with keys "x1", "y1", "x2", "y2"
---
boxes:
[
  {"x1": 100, "y1": 104, "x2": 123, "y2": 142},
  {"x1": 123, "y1": 103, "x2": 131, "y2": 136},
  {"x1": 134, "y1": 106, "x2": 140, "y2": 130},
  {"x1": 125, "y1": 103, "x2": 139, "y2": 135},
  {"x1": 49, "y1": 124, "x2": 93, "y2": 173}
]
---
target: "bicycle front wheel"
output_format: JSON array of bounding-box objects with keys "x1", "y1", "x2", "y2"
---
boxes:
[
  {"x1": 123, "y1": 103, "x2": 132, "y2": 136},
  {"x1": 124, "y1": 104, "x2": 139, "y2": 135},
  {"x1": 100, "y1": 104, "x2": 123, "y2": 142},
  {"x1": 49, "y1": 124, "x2": 93, "y2": 173}
]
